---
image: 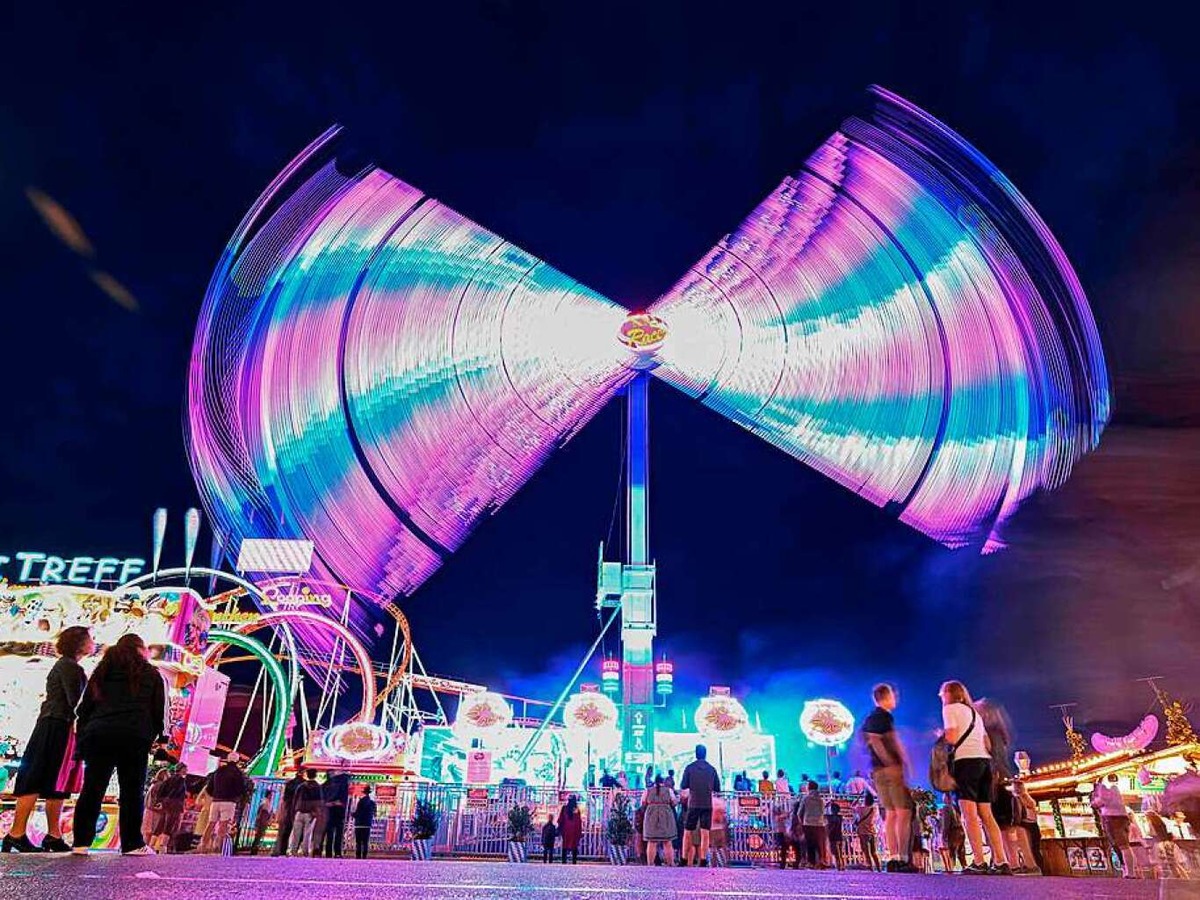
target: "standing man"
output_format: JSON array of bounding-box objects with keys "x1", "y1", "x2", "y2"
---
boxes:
[
  {"x1": 322, "y1": 767, "x2": 351, "y2": 858},
  {"x1": 861, "y1": 683, "x2": 916, "y2": 873},
  {"x1": 273, "y1": 768, "x2": 305, "y2": 856},
  {"x1": 679, "y1": 744, "x2": 720, "y2": 867},
  {"x1": 844, "y1": 770, "x2": 870, "y2": 798},
  {"x1": 352, "y1": 785, "x2": 376, "y2": 859},
  {"x1": 289, "y1": 770, "x2": 323, "y2": 856},
  {"x1": 202, "y1": 752, "x2": 250, "y2": 854}
]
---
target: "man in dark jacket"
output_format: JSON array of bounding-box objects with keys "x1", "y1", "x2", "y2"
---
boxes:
[
  {"x1": 273, "y1": 769, "x2": 306, "y2": 856},
  {"x1": 351, "y1": 785, "x2": 376, "y2": 859},
  {"x1": 322, "y1": 768, "x2": 351, "y2": 857},
  {"x1": 202, "y1": 753, "x2": 251, "y2": 854},
  {"x1": 288, "y1": 770, "x2": 324, "y2": 856}
]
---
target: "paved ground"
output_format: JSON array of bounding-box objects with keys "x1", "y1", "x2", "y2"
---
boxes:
[{"x1": 2, "y1": 855, "x2": 1199, "y2": 899}]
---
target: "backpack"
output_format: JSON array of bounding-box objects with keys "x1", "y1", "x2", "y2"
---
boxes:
[
  {"x1": 930, "y1": 705, "x2": 976, "y2": 792},
  {"x1": 787, "y1": 801, "x2": 805, "y2": 843}
]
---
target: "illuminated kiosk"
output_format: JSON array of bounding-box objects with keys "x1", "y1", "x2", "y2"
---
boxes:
[
  {"x1": 187, "y1": 87, "x2": 1110, "y2": 776},
  {"x1": 0, "y1": 582, "x2": 224, "y2": 848}
]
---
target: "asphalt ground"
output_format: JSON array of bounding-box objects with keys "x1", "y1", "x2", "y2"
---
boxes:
[{"x1": 2, "y1": 854, "x2": 1199, "y2": 899}]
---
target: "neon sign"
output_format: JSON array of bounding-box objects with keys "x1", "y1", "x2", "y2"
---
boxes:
[{"x1": 0, "y1": 551, "x2": 145, "y2": 587}]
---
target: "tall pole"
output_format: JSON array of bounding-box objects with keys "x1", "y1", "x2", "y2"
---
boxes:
[{"x1": 621, "y1": 373, "x2": 656, "y2": 773}]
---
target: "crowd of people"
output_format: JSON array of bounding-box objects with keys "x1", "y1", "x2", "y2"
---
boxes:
[{"x1": 2, "y1": 626, "x2": 1196, "y2": 877}]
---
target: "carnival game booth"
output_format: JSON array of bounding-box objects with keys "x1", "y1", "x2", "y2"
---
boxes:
[
  {"x1": 1023, "y1": 742, "x2": 1200, "y2": 877},
  {"x1": 0, "y1": 583, "x2": 225, "y2": 849}
]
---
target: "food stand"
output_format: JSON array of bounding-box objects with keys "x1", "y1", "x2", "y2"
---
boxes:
[{"x1": 1023, "y1": 742, "x2": 1199, "y2": 877}]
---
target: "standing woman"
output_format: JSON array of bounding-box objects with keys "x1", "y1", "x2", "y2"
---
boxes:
[
  {"x1": 2, "y1": 626, "x2": 94, "y2": 853},
  {"x1": 641, "y1": 775, "x2": 677, "y2": 866},
  {"x1": 72, "y1": 633, "x2": 166, "y2": 856},
  {"x1": 939, "y1": 680, "x2": 1010, "y2": 875},
  {"x1": 557, "y1": 795, "x2": 583, "y2": 864}
]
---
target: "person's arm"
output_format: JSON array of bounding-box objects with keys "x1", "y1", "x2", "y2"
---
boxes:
[
  {"x1": 63, "y1": 663, "x2": 85, "y2": 714},
  {"x1": 151, "y1": 667, "x2": 167, "y2": 739},
  {"x1": 865, "y1": 731, "x2": 900, "y2": 767},
  {"x1": 75, "y1": 679, "x2": 95, "y2": 734},
  {"x1": 714, "y1": 771, "x2": 721, "y2": 794},
  {"x1": 942, "y1": 705, "x2": 962, "y2": 745}
]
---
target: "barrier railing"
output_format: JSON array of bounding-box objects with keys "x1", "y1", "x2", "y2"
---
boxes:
[{"x1": 234, "y1": 781, "x2": 879, "y2": 865}]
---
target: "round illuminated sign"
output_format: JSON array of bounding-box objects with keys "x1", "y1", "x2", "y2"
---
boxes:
[
  {"x1": 618, "y1": 313, "x2": 668, "y2": 353},
  {"x1": 321, "y1": 722, "x2": 395, "y2": 762},
  {"x1": 694, "y1": 695, "x2": 749, "y2": 742},
  {"x1": 564, "y1": 692, "x2": 619, "y2": 732},
  {"x1": 454, "y1": 691, "x2": 513, "y2": 741},
  {"x1": 799, "y1": 699, "x2": 855, "y2": 747}
]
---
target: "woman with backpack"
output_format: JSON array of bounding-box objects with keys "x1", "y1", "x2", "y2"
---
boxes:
[{"x1": 939, "y1": 681, "x2": 1011, "y2": 875}]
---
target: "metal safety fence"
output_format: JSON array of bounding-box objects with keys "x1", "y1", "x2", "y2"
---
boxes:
[{"x1": 233, "y1": 781, "x2": 878, "y2": 865}]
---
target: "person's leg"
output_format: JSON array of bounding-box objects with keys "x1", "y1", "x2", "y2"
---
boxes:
[
  {"x1": 663, "y1": 839, "x2": 675, "y2": 866},
  {"x1": 561, "y1": 845, "x2": 568, "y2": 864},
  {"x1": 73, "y1": 754, "x2": 116, "y2": 850},
  {"x1": 889, "y1": 807, "x2": 912, "y2": 862},
  {"x1": 958, "y1": 799, "x2": 986, "y2": 865},
  {"x1": 698, "y1": 827, "x2": 710, "y2": 865},
  {"x1": 8, "y1": 794, "x2": 41, "y2": 841},
  {"x1": 976, "y1": 803, "x2": 1008, "y2": 867},
  {"x1": 274, "y1": 810, "x2": 292, "y2": 857},
  {"x1": 332, "y1": 807, "x2": 346, "y2": 857},
  {"x1": 115, "y1": 749, "x2": 149, "y2": 853},
  {"x1": 43, "y1": 798, "x2": 66, "y2": 839},
  {"x1": 289, "y1": 813, "x2": 307, "y2": 855},
  {"x1": 777, "y1": 833, "x2": 787, "y2": 868}
]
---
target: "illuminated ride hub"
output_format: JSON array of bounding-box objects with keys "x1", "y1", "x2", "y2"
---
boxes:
[{"x1": 189, "y1": 86, "x2": 1110, "y2": 770}]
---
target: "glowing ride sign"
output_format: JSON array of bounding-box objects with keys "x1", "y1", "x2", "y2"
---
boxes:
[
  {"x1": 454, "y1": 691, "x2": 514, "y2": 743},
  {"x1": 799, "y1": 699, "x2": 856, "y2": 747},
  {"x1": 0, "y1": 551, "x2": 146, "y2": 587},
  {"x1": 695, "y1": 694, "x2": 750, "y2": 743}
]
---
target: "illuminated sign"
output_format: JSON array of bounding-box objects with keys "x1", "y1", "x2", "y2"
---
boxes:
[
  {"x1": 236, "y1": 538, "x2": 314, "y2": 574},
  {"x1": 799, "y1": 699, "x2": 856, "y2": 747},
  {"x1": 617, "y1": 313, "x2": 668, "y2": 352},
  {"x1": 0, "y1": 552, "x2": 145, "y2": 587}
]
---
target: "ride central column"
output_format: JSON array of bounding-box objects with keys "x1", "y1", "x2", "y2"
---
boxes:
[{"x1": 621, "y1": 371, "x2": 656, "y2": 774}]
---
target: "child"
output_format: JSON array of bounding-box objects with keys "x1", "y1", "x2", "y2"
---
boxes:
[
  {"x1": 825, "y1": 801, "x2": 845, "y2": 870},
  {"x1": 541, "y1": 815, "x2": 557, "y2": 864}
]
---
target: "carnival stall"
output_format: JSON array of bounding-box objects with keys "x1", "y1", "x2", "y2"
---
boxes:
[{"x1": 1023, "y1": 740, "x2": 1200, "y2": 877}]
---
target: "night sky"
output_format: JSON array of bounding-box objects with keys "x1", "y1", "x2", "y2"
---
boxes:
[{"x1": 2, "y1": 2, "x2": 1197, "y2": 773}]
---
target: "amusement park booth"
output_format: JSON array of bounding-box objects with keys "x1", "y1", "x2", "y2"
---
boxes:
[
  {"x1": 1023, "y1": 742, "x2": 1200, "y2": 877},
  {"x1": 0, "y1": 583, "x2": 227, "y2": 849}
]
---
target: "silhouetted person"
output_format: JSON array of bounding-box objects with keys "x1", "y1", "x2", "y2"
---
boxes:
[
  {"x1": 3, "y1": 626, "x2": 93, "y2": 853},
  {"x1": 72, "y1": 633, "x2": 166, "y2": 855},
  {"x1": 352, "y1": 785, "x2": 376, "y2": 859},
  {"x1": 541, "y1": 815, "x2": 557, "y2": 863}
]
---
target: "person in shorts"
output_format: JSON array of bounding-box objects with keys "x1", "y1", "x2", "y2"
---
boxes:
[
  {"x1": 150, "y1": 764, "x2": 188, "y2": 853},
  {"x1": 202, "y1": 752, "x2": 250, "y2": 854},
  {"x1": 861, "y1": 683, "x2": 915, "y2": 872},
  {"x1": 940, "y1": 680, "x2": 1011, "y2": 875},
  {"x1": 679, "y1": 744, "x2": 720, "y2": 866}
]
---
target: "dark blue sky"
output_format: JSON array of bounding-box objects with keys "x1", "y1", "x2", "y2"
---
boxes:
[{"x1": 1, "y1": 2, "x2": 1197, "y2": 770}]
